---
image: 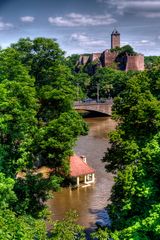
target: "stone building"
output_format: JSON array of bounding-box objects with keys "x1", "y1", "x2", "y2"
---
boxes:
[
  {"x1": 111, "y1": 29, "x2": 120, "y2": 49},
  {"x1": 77, "y1": 30, "x2": 144, "y2": 72}
]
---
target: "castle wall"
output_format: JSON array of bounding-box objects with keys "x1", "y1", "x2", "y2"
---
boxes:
[
  {"x1": 102, "y1": 50, "x2": 119, "y2": 67},
  {"x1": 79, "y1": 55, "x2": 90, "y2": 65},
  {"x1": 91, "y1": 53, "x2": 101, "y2": 62},
  {"x1": 125, "y1": 54, "x2": 144, "y2": 71}
]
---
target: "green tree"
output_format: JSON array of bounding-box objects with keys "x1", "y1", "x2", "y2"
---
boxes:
[
  {"x1": 72, "y1": 72, "x2": 91, "y2": 99},
  {"x1": 0, "y1": 209, "x2": 47, "y2": 240},
  {"x1": 0, "y1": 173, "x2": 16, "y2": 209},
  {"x1": 11, "y1": 37, "x2": 87, "y2": 172},
  {"x1": 50, "y1": 211, "x2": 85, "y2": 240},
  {"x1": 0, "y1": 39, "x2": 87, "y2": 218},
  {"x1": 0, "y1": 38, "x2": 88, "y2": 238},
  {"x1": 99, "y1": 71, "x2": 160, "y2": 239},
  {"x1": 0, "y1": 48, "x2": 38, "y2": 177},
  {"x1": 89, "y1": 67, "x2": 132, "y2": 99},
  {"x1": 0, "y1": 173, "x2": 47, "y2": 240},
  {"x1": 66, "y1": 54, "x2": 80, "y2": 73},
  {"x1": 145, "y1": 56, "x2": 160, "y2": 70}
]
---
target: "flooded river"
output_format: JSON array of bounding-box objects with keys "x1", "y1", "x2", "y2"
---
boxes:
[{"x1": 48, "y1": 116, "x2": 116, "y2": 228}]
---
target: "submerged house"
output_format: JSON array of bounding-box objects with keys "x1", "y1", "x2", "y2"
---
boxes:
[
  {"x1": 17, "y1": 154, "x2": 95, "y2": 187},
  {"x1": 69, "y1": 155, "x2": 95, "y2": 186}
]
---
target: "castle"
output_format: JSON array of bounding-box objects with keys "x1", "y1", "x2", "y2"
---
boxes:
[{"x1": 77, "y1": 30, "x2": 144, "y2": 71}]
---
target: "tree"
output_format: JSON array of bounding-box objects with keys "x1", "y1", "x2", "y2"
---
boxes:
[
  {"x1": 50, "y1": 211, "x2": 85, "y2": 240},
  {"x1": 0, "y1": 48, "x2": 38, "y2": 177},
  {"x1": 145, "y1": 56, "x2": 160, "y2": 70},
  {"x1": 110, "y1": 44, "x2": 135, "y2": 55},
  {"x1": 72, "y1": 72, "x2": 91, "y2": 99},
  {"x1": 0, "y1": 209, "x2": 47, "y2": 240},
  {"x1": 0, "y1": 38, "x2": 87, "y2": 218},
  {"x1": 88, "y1": 67, "x2": 132, "y2": 99},
  {"x1": 0, "y1": 173, "x2": 47, "y2": 239},
  {"x1": 99, "y1": 71, "x2": 160, "y2": 239},
  {"x1": 11, "y1": 37, "x2": 87, "y2": 173},
  {"x1": 0, "y1": 38, "x2": 88, "y2": 238},
  {"x1": 66, "y1": 54, "x2": 80, "y2": 73}
]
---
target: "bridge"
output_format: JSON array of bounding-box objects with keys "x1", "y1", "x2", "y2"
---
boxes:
[{"x1": 74, "y1": 100, "x2": 113, "y2": 116}]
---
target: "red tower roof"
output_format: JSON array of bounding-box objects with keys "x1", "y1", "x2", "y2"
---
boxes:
[{"x1": 70, "y1": 155, "x2": 95, "y2": 177}]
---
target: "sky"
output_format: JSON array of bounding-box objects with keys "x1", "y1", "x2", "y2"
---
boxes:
[{"x1": 0, "y1": 0, "x2": 160, "y2": 56}]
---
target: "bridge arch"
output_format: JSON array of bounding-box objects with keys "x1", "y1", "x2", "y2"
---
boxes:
[{"x1": 74, "y1": 101, "x2": 112, "y2": 116}]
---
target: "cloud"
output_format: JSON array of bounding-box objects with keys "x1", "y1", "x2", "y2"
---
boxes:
[
  {"x1": 142, "y1": 12, "x2": 160, "y2": 18},
  {"x1": 20, "y1": 16, "x2": 35, "y2": 22},
  {"x1": 131, "y1": 39, "x2": 155, "y2": 48},
  {"x1": 100, "y1": 0, "x2": 160, "y2": 17},
  {"x1": 70, "y1": 33, "x2": 107, "y2": 48},
  {"x1": 48, "y1": 13, "x2": 116, "y2": 27},
  {"x1": 140, "y1": 40, "x2": 149, "y2": 43},
  {"x1": 0, "y1": 20, "x2": 13, "y2": 31}
]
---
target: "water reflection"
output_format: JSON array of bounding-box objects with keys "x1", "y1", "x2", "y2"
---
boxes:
[{"x1": 47, "y1": 117, "x2": 116, "y2": 228}]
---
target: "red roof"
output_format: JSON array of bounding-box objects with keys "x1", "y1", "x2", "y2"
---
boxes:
[{"x1": 70, "y1": 155, "x2": 95, "y2": 177}]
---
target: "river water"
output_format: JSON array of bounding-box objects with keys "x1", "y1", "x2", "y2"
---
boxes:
[{"x1": 48, "y1": 116, "x2": 116, "y2": 228}]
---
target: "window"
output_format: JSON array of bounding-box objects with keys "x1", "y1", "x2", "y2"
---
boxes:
[{"x1": 86, "y1": 174, "x2": 92, "y2": 181}]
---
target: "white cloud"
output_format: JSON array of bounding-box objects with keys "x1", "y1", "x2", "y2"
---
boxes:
[
  {"x1": 131, "y1": 39, "x2": 155, "y2": 47},
  {"x1": 118, "y1": 1, "x2": 160, "y2": 11},
  {"x1": 121, "y1": 41, "x2": 129, "y2": 45},
  {"x1": 142, "y1": 12, "x2": 160, "y2": 18},
  {"x1": 0, "y1": 20, "x2": 13, "y2": 31},
  {"x1": 48, "y1": 13, "x2": 116, "y2": 27},
  {"x1": 20, "y1": 16, "x2": 35, "y2": 22},
  {"x1": 100, "y1": 0, "x2": 160, "y2": 17},
  {"x1": 140, "y1": 40, "x2": 149, "y2": 43},
  {"x1": 71, "y1": 33, "x2": 107, "y2": 47}
]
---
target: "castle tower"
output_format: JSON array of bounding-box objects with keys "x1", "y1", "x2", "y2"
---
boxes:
[{"x1": 111, "y1": 29, "x2": 120, "y2": 49}]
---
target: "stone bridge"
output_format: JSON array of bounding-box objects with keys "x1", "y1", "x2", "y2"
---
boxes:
[{"x1": 74, "y1": 100, "x2": 113, "y2": 116}]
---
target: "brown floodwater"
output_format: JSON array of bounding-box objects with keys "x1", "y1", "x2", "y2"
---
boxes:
[{"x1": 47, "y1": 116, "x2": 116, "y2": 228}]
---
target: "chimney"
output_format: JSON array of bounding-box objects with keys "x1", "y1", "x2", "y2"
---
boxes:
[{"x1": 80, "y1": 155, "x2": 87, "y2": 163}]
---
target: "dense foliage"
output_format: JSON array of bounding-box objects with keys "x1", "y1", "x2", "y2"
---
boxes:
[
  {"x1": 2, "y1": 36, "x2": 160, "y2": 239},
  {"x1": 110, "y1": 44, "x2": 135, "y2": 55},
  {"x1": 92, "y1": 67, "x2": 160, "y2": 239},
  {"x1": 145, "y1": 56, "x2": 160, "y2": 69},
  {"x1": 0, "y1": 38, "x2": 86, "y2": 239}
]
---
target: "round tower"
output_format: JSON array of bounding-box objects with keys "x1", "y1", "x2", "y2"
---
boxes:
[{"x1": 111, "y1": 29, "x2": 120, "y2": 49}]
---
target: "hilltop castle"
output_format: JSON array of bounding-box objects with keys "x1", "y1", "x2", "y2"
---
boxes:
[{"x1": 77, "y1": 30, "x2": 144, "y2": 71}]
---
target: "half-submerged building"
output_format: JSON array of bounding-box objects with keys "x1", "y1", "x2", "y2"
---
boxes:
[{"x1": 70, "y1": 155, "x2": 95, "y2": 186}]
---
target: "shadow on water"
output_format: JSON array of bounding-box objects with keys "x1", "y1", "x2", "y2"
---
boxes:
[
  {"x1": 78, "y1": 110, "x2": 109, "y2": 118},
  {"x1": 85, "y1": 208, "x2": 111, "y2": 239}
]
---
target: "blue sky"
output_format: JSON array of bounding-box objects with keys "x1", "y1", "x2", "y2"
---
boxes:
[{"x1": 0, "y1": 0, "x2": 160, "y2": 56}]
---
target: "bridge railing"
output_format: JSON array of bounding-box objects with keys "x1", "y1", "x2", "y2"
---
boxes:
[{"x1": 74, "y1": 99, "x2": 113, "y2": 106}]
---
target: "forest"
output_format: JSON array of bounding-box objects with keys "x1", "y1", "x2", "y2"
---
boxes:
[{"x1": 1, "y1": 38, "x2": 160, "y2": 239}]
